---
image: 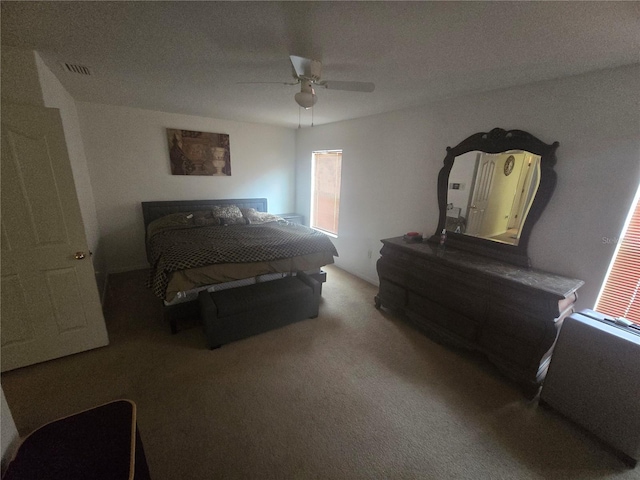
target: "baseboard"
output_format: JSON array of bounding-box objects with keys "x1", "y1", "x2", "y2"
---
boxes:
[
  {"x1": 356, "y1": 272, "x2": 379, "y2": 286},
  {"x1": 332, "y1": 265, "x2": 378, "y2": 287},
  {"x1": 100, "y1": 273, "x2": 109, "y2": 307}
]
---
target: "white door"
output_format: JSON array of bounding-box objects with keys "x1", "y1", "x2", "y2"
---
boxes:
[
  {"x1": 466, "y1": 155, "x2": 495, "y2": 236},
  {"x1": 1, "y1": 104, "x2": 109, "y2": 372}
]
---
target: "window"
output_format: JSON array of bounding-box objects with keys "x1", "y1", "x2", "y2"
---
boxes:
[
  {"x1": 595, "y1": 184, "x2": 640, "y2": 325},
  {"x1": 311, "y1": 150, "x2": 342, "y2": 236}
]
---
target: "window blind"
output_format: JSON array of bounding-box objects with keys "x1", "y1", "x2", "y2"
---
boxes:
[
  {"x1": 311, "y1": 151, "x2": 342, "y2": 235},
  {"x1": 595, "y1": 189, "x2": 640, "y2": 325}
]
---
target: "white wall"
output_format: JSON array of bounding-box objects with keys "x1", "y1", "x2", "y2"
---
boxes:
[
  {"x1": 295, "y1": 64, "x2": 640, "y2": 311},
  {"x1": 77, "y1": 103, "x2": 297, "y2": 273},
  {"x1": 296, "y1": 110, "x2": 440, "y2": 284}
]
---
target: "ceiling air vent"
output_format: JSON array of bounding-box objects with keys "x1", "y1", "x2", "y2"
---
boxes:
[{"x1": 63, "y1": 63, "x2": 92, "y2": 75}]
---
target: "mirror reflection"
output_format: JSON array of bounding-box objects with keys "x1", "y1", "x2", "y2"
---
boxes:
[{"x1": 446, "y1": 150, "x2": 541, "y2": 245}]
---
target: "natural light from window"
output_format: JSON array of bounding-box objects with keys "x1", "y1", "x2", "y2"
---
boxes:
[
  {"x1": 595, "y1": 182, "x2": 640, "y2": 326},
  {"x1": 311, "y1": 150, "x2": 342, "y2": 236}
]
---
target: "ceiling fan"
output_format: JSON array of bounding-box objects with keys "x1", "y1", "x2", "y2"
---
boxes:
[
  {"x1": 245, "y1": 55, "x2": 375, "y2": 109},
  {"x1": 289, "y1": 55, "x2": 375, "y2": 109}
]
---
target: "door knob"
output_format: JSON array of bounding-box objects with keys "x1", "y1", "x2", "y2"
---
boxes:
[{"x1": 74, "y1": 251, "x2": 86, "y2": 260}]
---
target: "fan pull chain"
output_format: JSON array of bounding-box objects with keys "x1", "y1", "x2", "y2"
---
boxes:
[
  {"x1": 298, "y1": 107, "x2": 301, "y2": 129},
  {"x1": 311, "y1": 107, "x2": 314, "y2": 127}
]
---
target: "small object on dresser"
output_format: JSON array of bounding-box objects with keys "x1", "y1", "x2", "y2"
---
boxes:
[{"x1": 403, "y1": 231, "x2": 423, "y2": 243}]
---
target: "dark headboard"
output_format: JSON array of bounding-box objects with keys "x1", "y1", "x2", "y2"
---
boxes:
[{"x1": 141, "y1": 198, "x2": 268, "y2": 230}]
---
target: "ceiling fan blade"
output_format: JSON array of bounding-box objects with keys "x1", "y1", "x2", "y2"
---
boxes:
[
  {"x1": 317, "y1": 80, "x2": 375, "y2": 93},
  {"x1": 289, "y1": 55, "x2": 312, "y2": 78},
  {"x1": 236, "y1": 81, "x2": 299, "y2": 86}
]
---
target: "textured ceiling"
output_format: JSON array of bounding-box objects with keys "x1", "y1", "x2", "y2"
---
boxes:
[{"x1": 2, "y1": 1, "x2": 639, "y2": 128}]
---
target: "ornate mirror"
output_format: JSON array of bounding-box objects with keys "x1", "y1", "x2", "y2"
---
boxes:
[{"x1": 430, "y1": 128, "x2": 559, "y2": 267}]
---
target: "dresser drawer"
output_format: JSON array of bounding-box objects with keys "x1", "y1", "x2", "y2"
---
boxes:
[
  {"x1": 378, "y1": 279, "x2": 406, "y2": 309},
  {"x1": 483, "y1": 303, "x2": 547, "y2": 344},
  {"x1": 406, "y1": 277, "x2": 485, "y2": 322},
  {"x1": 479, "y1": 331, "x2": 538, "y2": 368},
  {"x1": 478, "y1": 304, "x2": 550, "y2": 368},
  {"x1": 407, "y1": 292, "x2": 478, "y2": 340}
]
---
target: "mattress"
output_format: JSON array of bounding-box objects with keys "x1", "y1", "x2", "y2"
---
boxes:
[
  {"x1": 147, "y1": 214, "x2": 338, "y2": 302},
  {"x1": 163, "y1": 252, "x2": 334, "y2": 303}
]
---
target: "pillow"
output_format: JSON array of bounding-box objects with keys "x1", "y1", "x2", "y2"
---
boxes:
[
  {"x1": 240, "y1": 208, "x2": 284, "y2": 224},
  {"x1": 192, "y1": 210, "x2": 221, "y2": 226},
  {"x1": 220, "y1": 217, "x2": 249, "y2": 226},
  {"x1": 192, "y1": 209, "x2": 213, "y2": 219},
  {"x1": 147, "y1": 212, "x2": 193, "y2": 238},
  {"x1": 194, "y1": 216, "x2": 221, "y2": 226},
  {"x1": 212, "y1": 204, "x2": 243, "y2": 219}
]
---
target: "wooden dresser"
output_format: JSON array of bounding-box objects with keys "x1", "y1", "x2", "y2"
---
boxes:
[{"x1": 375, "y1": 237, "x2": 584, "y2": 396}]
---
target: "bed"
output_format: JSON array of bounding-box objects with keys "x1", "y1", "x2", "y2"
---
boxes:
[{"x1": 141, "y1": 198, "x2": 338, "y2": 332}]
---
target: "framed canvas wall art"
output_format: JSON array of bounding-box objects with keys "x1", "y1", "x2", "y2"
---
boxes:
[{"x1": 167, "y1": 128, "x2": 231, "y2": 176}]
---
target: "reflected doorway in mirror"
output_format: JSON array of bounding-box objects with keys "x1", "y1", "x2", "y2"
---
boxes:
[{"x1": 447, "y1": 150, "x2": 540, "y2": 246}]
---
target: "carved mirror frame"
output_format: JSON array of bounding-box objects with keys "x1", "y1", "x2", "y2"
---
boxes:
[{"x1": 430, "y1": 128, "x2": 559, "y2": 268}]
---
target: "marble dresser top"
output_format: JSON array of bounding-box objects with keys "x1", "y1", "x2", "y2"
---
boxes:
[{"x1": 381, "y1": 237, "x2": 584, "y2": 298}]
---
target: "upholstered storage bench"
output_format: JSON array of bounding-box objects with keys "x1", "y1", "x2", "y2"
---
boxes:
[{"x1": 198, "y1": 271, "x2": 320, "y2": 349}]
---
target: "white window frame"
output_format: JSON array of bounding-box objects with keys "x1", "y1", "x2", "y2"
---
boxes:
[{"x1": 310, "y1": 149, "x2": 342, "y2": 238}]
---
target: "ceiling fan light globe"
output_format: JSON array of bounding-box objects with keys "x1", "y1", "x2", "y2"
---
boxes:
[{"x1": 295, "y1": 91, "x2": 317, "y2": 109}]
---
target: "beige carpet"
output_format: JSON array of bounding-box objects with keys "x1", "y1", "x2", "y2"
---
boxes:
[{"x1": 2, "y1": 265, "x2": 638, "y2": 479}]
